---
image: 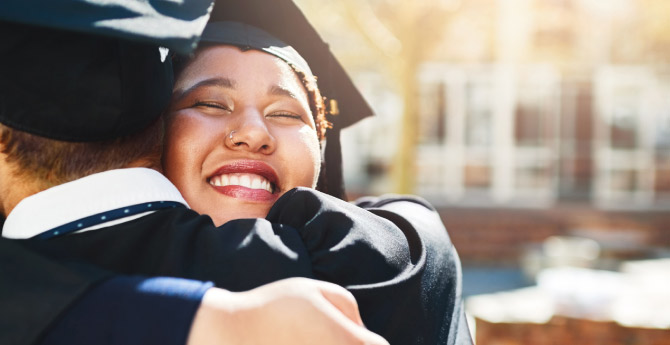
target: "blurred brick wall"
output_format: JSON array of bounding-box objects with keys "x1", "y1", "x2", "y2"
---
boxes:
[
  {"x1": 437, "y1": 205, "x2": 670, "y2": 265},
  {"x1": 475, "y1": 316, "x2": 670, "y2": 345}
]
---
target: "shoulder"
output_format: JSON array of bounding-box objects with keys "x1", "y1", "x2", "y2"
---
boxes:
[
  {"x1": 354, "y1": 194, "x2": 435, "y2": 212},
  {"x1": 354, "y1": 194, "x2": 450, "y2": 243}
]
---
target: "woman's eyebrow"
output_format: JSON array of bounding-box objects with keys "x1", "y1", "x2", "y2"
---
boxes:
[
  {"x1": 172, "y1": 77, "x2": 237, "y2": 102},
  {"x1": 268, "y1": 85, "x2": 300, "y2": 100}
]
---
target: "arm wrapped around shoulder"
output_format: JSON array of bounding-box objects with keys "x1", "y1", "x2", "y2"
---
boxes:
[
  {"x1": 267, "y1": 187, "x2": 412, "y2": 286},
  {"x1": 266, "y1": 188, "x2": 473, "y2": 345}
]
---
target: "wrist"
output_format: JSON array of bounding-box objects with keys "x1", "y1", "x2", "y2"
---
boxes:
[{"x1": 187, "y1": 288, "x2": 241, "y2": 345}]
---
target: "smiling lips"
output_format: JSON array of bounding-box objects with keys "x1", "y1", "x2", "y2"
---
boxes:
[
  {"x1": 210, "y1": 173, "x2": 273, "y2": 193},
  {"x1": 208, "y1": 161, "x2": 279, "y2": 201}
]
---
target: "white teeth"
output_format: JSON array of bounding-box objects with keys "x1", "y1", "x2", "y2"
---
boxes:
[
  {"x1": 240, "y1": 175, "x2": 251, "y2": 188},
  {"x1": 209, "y1": 173, "x2": 273, "y2": 193}
]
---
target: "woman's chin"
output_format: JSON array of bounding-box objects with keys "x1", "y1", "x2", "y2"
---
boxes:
[{"x1": 207, "y1": 208, "x2": 272, "y2": 227}]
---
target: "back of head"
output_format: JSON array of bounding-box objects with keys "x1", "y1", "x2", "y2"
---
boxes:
[
  {"x1": 0, "y1": 121, "x2": 164, "y2": 189},
  {"x1": 0, "y1": 0, "x2": 212, "y2": 187},
  {"x1": 0, "y1": 21, "x2": 168, "y2": 187}
]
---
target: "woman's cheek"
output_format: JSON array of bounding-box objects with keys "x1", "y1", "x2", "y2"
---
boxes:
[
  {"x1": 306, "y1": 131, "x2": 322, "y2": 188},
  {"x1": 164, "y1": 114, "x2": 207, "y2": 186},
  {"x1": 286, "y1": 126, "x2": 321, "y2": 188}
]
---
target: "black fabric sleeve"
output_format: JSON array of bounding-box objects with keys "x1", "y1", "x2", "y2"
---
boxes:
[
  {"x1": 4, "y1": 210, "x2": 315, "y2": 345},
  {"x1": 267, "y1": 188, "x2": 413, "y2": 286},
  {"x1": 38, "y1": 276, "x2": 212, "y2": 345},
  {"x1": 0, "y1": 238, "x2": 110, "y2": 345},
  {"x1": 266, "y1": 188, "x2": 473, "y2": 345},
  {"x1": 4, "y1": 190, "x2": 472, "y2": 345},
  {"x1": 20, "y1": 210, "x2": 316, "y2": 292},
  {"x1": 355, "y1": 194, "x2": 473, "y2": 345}
]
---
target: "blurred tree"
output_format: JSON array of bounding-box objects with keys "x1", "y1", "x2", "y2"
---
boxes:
[
  {"x1": 638, "y1": 0, "x2": 670, "y2": 62},
  {"x1": 338, "y1": 0, "x2": 462, "y2": 193},
  {"x1": 296, "y1": 0, "x2": 462, "y2": 194}
]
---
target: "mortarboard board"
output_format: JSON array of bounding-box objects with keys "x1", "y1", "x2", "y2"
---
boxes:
[
  {"x1": 0, "y1": 0, "x2": 213, "y2": 55},
  {"x1": 0, "y1": 0, "x2": 213, "y2": 142},
  {"x1": 204, "y1": 0, "x2": 375, "y2": 199}
]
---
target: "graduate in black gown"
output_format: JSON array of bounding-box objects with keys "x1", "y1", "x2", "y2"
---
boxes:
[
  {"x1": 0, "y1": 13, "x2": 387, "y2": 345},
  {"x1": 0, "y1": 1, "x2": 472, "y2": 344}
]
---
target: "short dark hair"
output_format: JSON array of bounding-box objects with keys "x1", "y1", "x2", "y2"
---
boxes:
[
  {"x1": 292, "y1": 67, "x2": 330, "y2": 141},
  {"x1": 0, "y1": 118, "x2": 164, "y2": 188}
]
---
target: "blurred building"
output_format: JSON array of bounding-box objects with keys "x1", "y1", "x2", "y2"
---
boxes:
[
  {"x1": 298, "y1": 0, "x2": 670, "y2": 345},
  {"x1": 328, "y1": 0, "x2": 670, "y2": 265},
  {"x1": 292, "y1": 0, "x2": 670, "y2": 341},
  {"x1": 293, "y1": 0, "x2": 670, "y2": 265},
  {"x1": 346, "y1": 0, "x2": 670, "y2": 208}
]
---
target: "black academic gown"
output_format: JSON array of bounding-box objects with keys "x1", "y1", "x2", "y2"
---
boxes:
[{"x1": 0, "y1": 188, "x2": 472, "y2": 345}]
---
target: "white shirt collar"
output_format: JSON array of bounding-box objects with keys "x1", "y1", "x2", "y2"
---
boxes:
[{"x1": 2, "y1": 168, "x2": 189, "y2": 239}]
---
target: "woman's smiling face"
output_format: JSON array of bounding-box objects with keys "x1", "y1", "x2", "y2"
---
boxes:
[{"x1": 163, "y1": 45, "x2": 321, "y2": 226}]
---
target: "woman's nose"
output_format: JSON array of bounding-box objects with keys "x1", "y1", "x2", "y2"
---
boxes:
[{"x1": 224, "y1": 109, "x2": 276, "y2": 154}]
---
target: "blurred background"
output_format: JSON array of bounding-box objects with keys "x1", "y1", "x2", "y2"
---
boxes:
[{"x1": 294, "y1": 0, "x2": 670, "y2": 343}]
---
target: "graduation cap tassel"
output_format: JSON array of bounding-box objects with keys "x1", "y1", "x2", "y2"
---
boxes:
[{"x1": 322, "y1": 52, "x2": 346, "y2": 200}]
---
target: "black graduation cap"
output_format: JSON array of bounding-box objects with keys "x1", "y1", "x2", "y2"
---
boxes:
[
  {"x1": 206, "y1": 0, "x2": 375, "y2": 199},
  {"x1": 0, "y1": 0, "x2": 213, "y2": 55},
  {"x1": 0, "y1": 0, "x2": 213, "y2": 142}
]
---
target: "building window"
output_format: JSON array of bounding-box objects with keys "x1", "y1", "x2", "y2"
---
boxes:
[
  {"x1": 464, "y1": 80, "x2": 494, "y2": 192},
  {"x1": 592, "y1": 67, "x2": 670, "y2": 208},
  {"x1": 465, "y1": 82, "x2": 493, "y2": 147},
  {"x1": 515, "y1": 88, "x2": 554, "y2": 147},
  {"x1": 608, "y1": 87, "x2": 639, "y2": 149},
  {"x1": 418, "y1": 82, "x2": 447, "y2": 145},
  {"x1": 557, "y1": 81, "x2": 594, "y2": 201},
  {"x1": 655, "y1": 159, "x2": 670, "y2": 194},
  {"x1": 464, "y1": 163, "x2": 491, "y2": 188},
  {"x1": 609, "y1": 168, "x2": 637, "y2": 192},
  {"x1": 513, "y1": 69, "x2": 560, "y2": 198}
]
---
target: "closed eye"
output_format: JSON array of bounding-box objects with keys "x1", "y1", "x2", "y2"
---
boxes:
[
  {"x1": 193, "y1": 101, "x2": 231, "y2": 112},
  {"x1": 267, "y1": 112, "x2": 303, "y2": 120}
]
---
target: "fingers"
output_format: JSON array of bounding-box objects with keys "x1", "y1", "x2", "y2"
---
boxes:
[
  {"x1": 317, "y1": 298, "x2": 390, "y2": 345},
  {"x1": 358, "y1": 328, "x2": 391, "y2": 345},
  {"x1": 315, "y1": 280, "x2": 364, "y2": 326},
  {"x1": 188, "y1": 279, "x2": 390, "y2": 345},
  {"x1": 307, "y1": 279, "x2": 389, "y2": 345},
  {"x1": 256, "y1": 277, "x2": 387, "y2": 344}
]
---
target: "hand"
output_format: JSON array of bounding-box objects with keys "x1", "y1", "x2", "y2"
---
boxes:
[{"x1": 187, "y1": 277, "x2": 389, "y2": 345}]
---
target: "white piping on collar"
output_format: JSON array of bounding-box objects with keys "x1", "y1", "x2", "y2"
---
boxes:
[{"x1": 2, "y1": 168, "x2": 189, "y2": 239}]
